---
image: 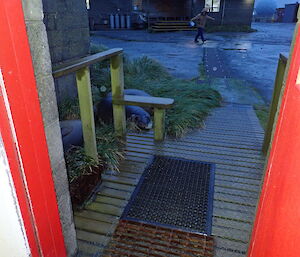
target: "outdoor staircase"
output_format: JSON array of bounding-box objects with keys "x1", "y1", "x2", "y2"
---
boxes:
[
  {"x1": 151, "y1": 20, "x2": 196, "y2": 32},
  {"x1": 75, "y1": 104, "x2": 265, "y2": 257}
]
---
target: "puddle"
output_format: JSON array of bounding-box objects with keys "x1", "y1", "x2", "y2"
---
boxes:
[{"x1": 222, "y1": 48, "x2": 247, "y2": 51}]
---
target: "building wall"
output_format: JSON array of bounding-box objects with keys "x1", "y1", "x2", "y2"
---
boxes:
[
  {"x1": 21, "y1": 0, "x2": 77, "y2": 256},
  {"x1": 193, "y1": 0, "x2": 254, "y2": 26},
  {"x1": 146, "y1": 0, "x2": 188, "y2": 17},
  {"x1": 89, "y1": 0, "x2": 132, "y2": 22},
  {"x1": 222, "y1": 0, "x2": 255, "y2": 25},
  {"x1": 42, "y1": 0, "x2": 90, "y2": 101}
]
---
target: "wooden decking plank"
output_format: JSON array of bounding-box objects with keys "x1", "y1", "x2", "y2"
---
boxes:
[
  {"x1": 127, "y1": 136, "x2": 263, "y2": 155},
  {"x1": 215, "y1": 179, "x2": 260, "y2": 192},
  {"x1": 125, "y1": 148, "x2": 264, "y2": 168},
  {"x1": 77, "y1": 240, "x2": 104, "y2": 256},
  {"x1": 215, "y1": 174, "x2": 262, "y2": 186},
  {"x1": 214, "y1": 237, "x2": 248, "y2": 255},
  {"x1": 212, "y1": 226, "x2": 250, "y2": 243},
  {"x1": 75, "y1": 216, "x2": 117, "y2": 236},
  {"x1": 213, "y1": 208, "x2": 254, "y2": 223},
  {"x1": 213, "y1": 217, "x2": 252, "y2": 232},
  {"x1": 214, "y1": 192, "x2": 258, "y2": 207},
  {"x1": 85, "y1": 202, "x2": 123, "y2": 216},
  {"x1": 104, "y1": 170, "x2": 141, "y2": 179},
  {"x1": 102, "y1": 181, "x2": 135, "y2": 192},
  {"x1": 94, "y1": 195, "x2": 128, "y2": 208},
  {"x1": 214, "y1": 200, "x2": 256, "y2": 216},
  {"x1": 77, "y1": 230, "x2": 110, "y2": 246},
  {"x1": 75, "y1": 210, "x2": 119, "y2": 224},
  {"x1": 214, "y1": 186, "x2": 259, "y2": 199},
  {"x1": 126, "y1": 141, "x2": 264, "y2": 162},
  {"x1": 127, "y1": 137, "x2": 263, "y2": 159},
  {"x1": 98, "y1": 188, "x2": 132, "y2": 200},
  {"x1": 102, "y1": 174, "x2": 138, "y2": 186}
]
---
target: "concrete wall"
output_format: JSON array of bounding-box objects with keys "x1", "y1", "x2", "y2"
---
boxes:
[
  {"x1": 21, "y1": 1, "x2": 77, "y2": 256},
  {"x1": 42, "y1": 0, "x2": 90, "y2": 102}
]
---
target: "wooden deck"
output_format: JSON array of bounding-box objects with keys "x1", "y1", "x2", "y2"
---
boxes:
[{"x1": 75, "y1": 104, "x2": 265, "y2": 257}]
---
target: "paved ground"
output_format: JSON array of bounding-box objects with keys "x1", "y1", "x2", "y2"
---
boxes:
[{"x1": 91, "y1": 22, "x2": 295, "y2": 103}]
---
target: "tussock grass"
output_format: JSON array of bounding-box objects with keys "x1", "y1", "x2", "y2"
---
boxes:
[
  {"x1": 92, "y1": 55, "x2": 221, "y2": 137},
  {"x1": 65, "y1": 146, "x2": 100, "y2": 183},
  {"x1": 254, "y1": 104, "x2": 270, "y2": 131}
]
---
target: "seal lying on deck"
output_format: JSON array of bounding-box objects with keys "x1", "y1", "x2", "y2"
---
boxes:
[{"x1": 95, "y1": 96, "x2": 152, "y2": 130}]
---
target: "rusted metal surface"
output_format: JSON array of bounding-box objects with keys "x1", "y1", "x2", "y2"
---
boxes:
[{"x1": 103, "y1": 220, "x2": 214, "y2": 257}]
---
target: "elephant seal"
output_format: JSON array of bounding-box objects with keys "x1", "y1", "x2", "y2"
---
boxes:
[{"x1": 95, "y1": 96, "x2": 152, "y2": 130}]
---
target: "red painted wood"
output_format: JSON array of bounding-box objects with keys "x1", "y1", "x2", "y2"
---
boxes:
[
  {"x1": 248, "y1": 25, "x2": 300, "y2": 256},
  {"x1": 0, "y1": 1, "x2": 67, "y2": 257}
]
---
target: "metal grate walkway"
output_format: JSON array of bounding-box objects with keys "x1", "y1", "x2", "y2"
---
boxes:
[{"x1": 75, "y1": 104, "x2": 265, "y2": 257}]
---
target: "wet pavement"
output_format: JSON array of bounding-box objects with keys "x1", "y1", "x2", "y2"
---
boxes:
[{"x1": 91, "y1": 22, "x2": 295, "y2": 104}]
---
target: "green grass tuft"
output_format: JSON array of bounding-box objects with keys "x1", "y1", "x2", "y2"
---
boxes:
[
  {"x1": 91, "y1": 55, "x2": 222, "y2": 137},
  {"x1": 254, "y1": 104, "x2": 270, "y2": 131},
  {"x1": 65, "y1": 146, "x2": 100, "y2": 184},
  {"x1": 95, "y1": 124, "x2": 125, "y2": 171}
]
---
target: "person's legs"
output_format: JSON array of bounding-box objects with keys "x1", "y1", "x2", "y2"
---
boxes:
[
  {"x1": 199, "y1": 27, "x2": 205, "y2": 42},
  {"x1": 194, "y1": 28, "x2": 201, "y2": 42},
  {"x1": 194, "y1": 27, "x2": 205, "y2": 43}
]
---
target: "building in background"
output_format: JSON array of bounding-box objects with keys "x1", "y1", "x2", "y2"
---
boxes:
[
  {"x1": 87, "y1": 0, "x2": 255, "y2": 30},
  {"x1": 283, "y1": 3, "x2": 299, "y2": 22}
]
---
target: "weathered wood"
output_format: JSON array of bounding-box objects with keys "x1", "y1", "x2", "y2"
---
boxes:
[
  {"x1": 154, "y1": 108, "x2": 165, "y2": 141},
  {"x1": 110, "y1": 54, "x2": 126, "y2": 138},
  {"x1": 76, "y1": 67, "x2": 98, "y2": 162},
  {"x1": 52, "y1": 48, "x2": 123, "y2": 78},
  {"x1": 262, "y1": 54, "x2": 287, "y2": 154},
  {"x1": 113, "y1": 95, "x2": 174, "y2": 108}
]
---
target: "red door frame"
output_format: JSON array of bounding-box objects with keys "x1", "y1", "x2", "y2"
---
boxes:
[
  {"x1": 248, "y1": 16, "x2": 300, "y2": 257},
  {"x1": 0, "y1": 1, "x2": 67, "y2": 256}
]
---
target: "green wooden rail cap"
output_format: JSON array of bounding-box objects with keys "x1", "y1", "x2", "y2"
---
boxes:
[
  {"x1": 52, "y1": 48, "x2": 123, "y2": 78},
  {"x1": 113, "y1": 95, "x2": 174, "y2": 109}
]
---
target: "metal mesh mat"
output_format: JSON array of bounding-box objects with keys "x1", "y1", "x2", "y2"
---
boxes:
[
  {"x1": 103, "y1": 220, "x2": 214, "y2": 257},
  {"x1": 122, "y1": 155, "x2": 215, "y2": 235}
]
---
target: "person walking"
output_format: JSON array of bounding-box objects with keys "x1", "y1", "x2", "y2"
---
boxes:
[{"x1": 191, "y1": 7, "x2": 215, "y2": 43}]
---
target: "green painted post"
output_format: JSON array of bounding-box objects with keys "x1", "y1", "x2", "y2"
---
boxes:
[
  {"x1": 76, "y1": 67, "x2": 98, "y2": 162},
  {"x1": 110, "y1": 54, "x2": 126, "y2": 138},
  {"x1": 262, "y1": 55, "x2": 287, "y2": 154},
  {"x1": 154, "y1": 108, "x2": 165, "y2": 141}
]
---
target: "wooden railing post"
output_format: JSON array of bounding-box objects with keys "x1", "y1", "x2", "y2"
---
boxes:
[
  {"x1": 110, "y1": 54, "x2": 126, "y2": 138},
  {"x1": 76, "y1": 67, "x2": 98, "y2": 162},
  {"x1": 262, "y1": 54, "x2": 287, "y2": 154},
  {"x1": 154, "y1": 108, "x2": 166, "y2": 141}
]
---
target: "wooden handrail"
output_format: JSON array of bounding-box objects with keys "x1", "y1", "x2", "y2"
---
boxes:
[
  {"x1": 52, "y1": 48, "x2": 123, "y2": 78},
  {"x1": 113, "y1": 95, "x2": 174, "y2": 108},
  {"x1": 262, "y1": 53, "x2": 288, "y2": 154}
]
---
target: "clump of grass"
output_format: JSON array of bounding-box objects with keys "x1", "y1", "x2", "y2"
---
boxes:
[
  {"x1": 254, "y1": 104, "x2": 270, "y2": 131},
  {"x1": 65, "y1": 146, "x2": 100, "y2": 183},
  {"x1": 96, "y1": 123, "x2": 125, "y2": 171},
  {"x1": 124, "y1": 57, "x2": 221, "y2": 137},
  {"x1": 91, "y1": 54, "x2": 222, "y2": 137},
  {"x1": 58, "y1": 98, "x2": 80, "y2": 120}
]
